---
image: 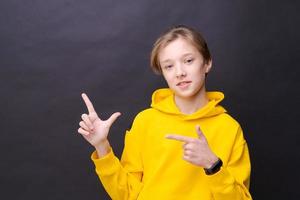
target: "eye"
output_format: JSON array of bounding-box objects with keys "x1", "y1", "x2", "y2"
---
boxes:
[
  {"x1": 185, "y1": 58, "x2": 194, "y2": 64},
  {"x1": 164, "y1": 65, "x2": 173, "y2": 70}
]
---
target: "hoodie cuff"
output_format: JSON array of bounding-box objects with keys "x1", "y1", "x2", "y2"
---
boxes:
[
  {"x1": 91, "y1": 148, "x2": 120, "y2": 176},
  {"x1": 204, "y1": 166, "x2": 235, "y2": 192}
]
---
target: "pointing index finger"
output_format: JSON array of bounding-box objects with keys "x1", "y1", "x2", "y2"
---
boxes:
[
  {"x1": 81, "y1": 93, "x2": 96, "y2": 114},
  {"x1": 165, "y1": 134, "x2": 193, "y2": 143}
]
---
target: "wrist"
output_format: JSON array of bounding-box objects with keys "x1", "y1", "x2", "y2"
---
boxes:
[
  {"x1": 204, "y1": 154, "x2": 219, "y2": 169},
  {"x1": 94, "y1": 140, "x2": 111, "y2": 157},
  {"x1": 204, "y1": 157, "x2": 223, "y2": 175}
]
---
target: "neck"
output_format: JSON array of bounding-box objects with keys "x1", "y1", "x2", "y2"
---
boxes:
[{"x1": 174, "y1": 86, "x2": 209, "y2": 115}]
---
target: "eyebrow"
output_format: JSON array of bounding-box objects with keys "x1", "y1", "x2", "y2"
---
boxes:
[{"x1": 160, "y1": 53, "x2": 194, "y2": 64}]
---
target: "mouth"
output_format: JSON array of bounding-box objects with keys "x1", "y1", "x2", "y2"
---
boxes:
[{"x1": 176, "y1": 81, "x2": 192, "y2": 87}]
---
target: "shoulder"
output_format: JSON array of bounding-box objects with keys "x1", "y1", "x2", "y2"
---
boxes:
[
  {"x1": 129, "y1": 108, "x2": 158, "y2": 129},
  {"x1": 221, "y1": 113, "x2": 244, "y2": 134},
  {"x1": 219, "y1": 113, "x2": 247, "y2": 145},
  {"x1": 216, "y1": 113, "x2": 241, "y2": 128},
  {"x1": 212, "y1": 113, "x2": 246, "y2": 143},
  {"x1": 134, "y1": 108, "x2": 159, "y2": 121}
]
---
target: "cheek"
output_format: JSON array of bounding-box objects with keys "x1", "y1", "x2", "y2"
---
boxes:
[
  {"x1": 166, "y1": 77, "x2": 175, "y2": 86},
  {"x1": 162, "y1": 71, "x2": 172, "y2": 80},
  {"x1": 163, "y1": 74, "x2": 176, "y2": 88},
  {"x1": 191, "y1": 68, "x2": 206, "y2": 84},
  {"x1": 195, "y1": 64, "x2": 207, "y2": 76}
]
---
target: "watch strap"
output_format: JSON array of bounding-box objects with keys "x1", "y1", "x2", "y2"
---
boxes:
[{"x1": 204, "y1": 158, "x2": 223, "y2": 175}]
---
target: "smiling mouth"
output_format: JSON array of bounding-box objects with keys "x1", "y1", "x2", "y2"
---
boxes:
[{"x1": 176, "y1": 81, "x2": 192, "y2": 86}]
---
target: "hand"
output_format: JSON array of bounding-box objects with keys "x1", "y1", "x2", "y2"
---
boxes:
[
  {"x1": 78, "y1": 93, "x2": 121, "y2": 150},
  {"x1": 165, "y1": 125, "x2": 218, "y2": 168}
]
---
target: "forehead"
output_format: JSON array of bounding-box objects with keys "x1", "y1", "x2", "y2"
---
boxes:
[{"x1": 158, "y1": 37, "x2": 198, "y2": 62}]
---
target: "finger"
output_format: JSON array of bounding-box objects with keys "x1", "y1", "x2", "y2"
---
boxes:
[
  {"x1": 106, "y1": 112, "x2": 121, "y2": 127},
  {"x1": 81, "y1": 114, "x2": 94, "y2": 130},
  {"x1": 165, "y1": 134, "x2": 194, "y2": 143},
  {"x1": 184, "y1": 149, "x2": 193, "y2": 157},
  {"x1": 78, "y1": 127, "x2": 90, "y2": 135},
  {"x1": 183, "y1": 155, "x2": 192, "y2": 162},
  {"x1": 81, "y1": 93, "x2": 96, "y2": 114},
  {"x1": 183, "y1": 142, "x2": 194, "y2": 151},
  {"x1": 196, "y1": 125, "x2": 205, "y2": 139},
  {"x1": 79, "y1": 121, "x2": 90, "y2": 131}
]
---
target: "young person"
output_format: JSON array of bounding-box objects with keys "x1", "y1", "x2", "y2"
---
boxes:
[{"x1": 78, "y1": 25, "x2": 252, "y2": 200}]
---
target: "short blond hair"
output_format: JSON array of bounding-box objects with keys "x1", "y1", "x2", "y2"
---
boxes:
[{"x1": 150, "y1": 25, "x2": 212, "y2": 74}]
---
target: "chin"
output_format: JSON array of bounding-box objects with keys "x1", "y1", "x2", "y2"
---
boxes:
[
  {"x1": 174, "y1": 89, "x2": 197, "y2": 99},
  {"x1": 173, "y1": 86, "x2": 203, "y2": 99}
]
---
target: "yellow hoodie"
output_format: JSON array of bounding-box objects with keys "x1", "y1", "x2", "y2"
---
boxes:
[{"x1": 91, "y1": 88, "x2": 252, "y2": 200}]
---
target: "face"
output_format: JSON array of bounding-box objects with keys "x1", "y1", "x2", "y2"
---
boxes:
[{"x1": 158, "y1": 37, "x2": 212, "y2": 100}]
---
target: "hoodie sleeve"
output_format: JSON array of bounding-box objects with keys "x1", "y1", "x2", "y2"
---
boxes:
[
  {"x1": 91, "y1": 115, "x2": 144, "y2": 200},
  {"x1": 205, "y1": 127, "x2": 252, "y2": 200}
]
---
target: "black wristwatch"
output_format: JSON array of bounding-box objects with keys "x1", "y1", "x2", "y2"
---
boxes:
[{"x1": 204, "y1": 158, "x2": 223, "y2": 175}]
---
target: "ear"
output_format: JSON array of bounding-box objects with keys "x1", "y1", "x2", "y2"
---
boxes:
[{"x1": 205, "y1": 59, "x2": 212, "y2": 73}]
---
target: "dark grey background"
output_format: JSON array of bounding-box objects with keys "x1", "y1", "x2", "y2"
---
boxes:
[{"x1": 0, "y1": 0, "x2": 299, "y2": 199}]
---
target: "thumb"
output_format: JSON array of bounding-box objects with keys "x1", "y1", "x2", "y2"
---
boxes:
[
  {"x1": 106, "y1": 112, "x2": 122, "y2": 127},
  {"x1": 196, "y1": 125, "x2": 205, "y2": 139}
]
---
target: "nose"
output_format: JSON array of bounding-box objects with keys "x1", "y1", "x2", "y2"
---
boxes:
[{"x1": 175, "y1": 64, "x2": 186, "y2": 78}]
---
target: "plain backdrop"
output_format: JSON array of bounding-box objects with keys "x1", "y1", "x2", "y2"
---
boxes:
[{"x1": 0, "y1": 0, "x2": 299, "y2": 199}]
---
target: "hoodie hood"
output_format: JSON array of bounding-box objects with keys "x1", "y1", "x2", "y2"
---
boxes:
[{"x1": 151, "y1": 88, "x2": 226, "y2": 120}]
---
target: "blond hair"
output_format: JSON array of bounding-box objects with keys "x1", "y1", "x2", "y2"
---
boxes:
[{"x1": 150, "y1": 25, "x2": 211, "y2": 74}]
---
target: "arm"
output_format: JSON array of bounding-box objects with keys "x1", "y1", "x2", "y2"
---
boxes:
[
  {"x1": 78, "y1": 93, "x2": 143, "y2": 200},
  {"x1": 166, "y1": 125, "x2": 252, "y2": 199},
  {"x1": 91, "y1": 142, "x2": 143, "y2": 200},
  {"x1": 91, "y1": 117, "x2": 145, "y2": 200},
  {"x1": 205, "y1": 140, "x2": 252, "y2": 200}
]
